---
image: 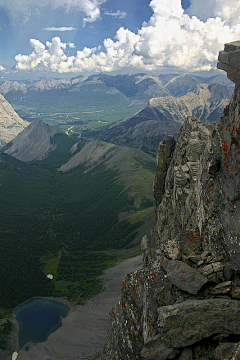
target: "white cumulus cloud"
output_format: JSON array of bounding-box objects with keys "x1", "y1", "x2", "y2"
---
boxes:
[
  {"x1": 15, "y1": 37, "x2": 76, "y2": 72},
  {"x1": 0, "y1": 65, "x2": 6, "y2": 71},
  {"x1": 14, "y1": 0, "x2": 240, "y2": 74}
]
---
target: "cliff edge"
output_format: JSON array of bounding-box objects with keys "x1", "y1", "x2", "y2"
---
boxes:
[{"x1": 101, "y1": 42, "x2": 240, "y2": 360}]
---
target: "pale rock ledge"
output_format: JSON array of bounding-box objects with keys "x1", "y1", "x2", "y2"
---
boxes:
[{"x1": 217, "y1": 41, "x2": 240, "y2": 86}]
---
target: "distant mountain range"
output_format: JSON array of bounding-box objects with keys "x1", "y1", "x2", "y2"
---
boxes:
[
  {"x1": 0, "y1": 72, "x2": 233, "y2": 124},
  {"x1": 0, "y1": 73, "x2": 233, "y2": 152},
  {"x1": 0, "y1": 73, "x2": 233, "y2": 100},
  {"x1": 0, "y1": 73, "x2": 171, "y2": 113},
  {"x1": 149, "y1": 82, "x2": 231, "y2": 123},
  {"x1": 0, "y1": 73, "x2": 175, "y2": 132},
  {"x1": 82, "y1": 83, "x2": 231, "y2": 152},
  {"x1": 163, "y1": 73, "x2": 233, "y2": 96}
]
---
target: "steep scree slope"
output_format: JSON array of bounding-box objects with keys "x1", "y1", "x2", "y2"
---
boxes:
[
  {"x1": 101, "y1": 42, "x2": 240, "y2": 360},
  {"x1": 0, "y1": 94, "x2": 29, "y2": 148},
  {"x1": 3, "y1": 119, "x2": 62, "y2": 162}
]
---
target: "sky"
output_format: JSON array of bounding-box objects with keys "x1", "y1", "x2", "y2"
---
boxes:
[{"x1": 0, "y1": 0, "x2": 240, "y2": 80}]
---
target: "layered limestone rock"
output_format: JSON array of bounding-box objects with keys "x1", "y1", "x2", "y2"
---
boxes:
[
  {"x1": 102, "y1": 43, "x2": 240, "y2": 359},
  {"x1": 0, "y1": 94, "x2": 29, "y2": 148}
]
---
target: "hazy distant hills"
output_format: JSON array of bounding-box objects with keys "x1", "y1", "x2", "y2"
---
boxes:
[
  {"x1": 0, "y1": 73, "x2": 233, "y2": 153},
  {"x1": 82, "y1": 83, "x2": 231, "y2": 152},
  {"x1": 0, "y1": 73, "x2": 233, "y2": 106},
  {"x1": 0, "y1": 94, "x2": 29, "y2": 148},
  {"x1": 0, "y1": 73, "x2": 171, "y2": 113},
  {"x1": 0, "y1": 73, "x2": 177, "y2": 133},
  {"x1": 163, "y1": 73, "x2": 234, "y2": 96}
]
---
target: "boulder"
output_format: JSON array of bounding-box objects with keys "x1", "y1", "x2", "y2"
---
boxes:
[
  {"x1": 157, "y1": 299, "x2": 240, "y2": 348},
  {"x1": 162, "y1": 259, "x2": 208, "y2": 295}
]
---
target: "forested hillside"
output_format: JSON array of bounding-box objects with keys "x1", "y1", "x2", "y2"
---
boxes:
[{"x1": 0, "y1": 127, "x2": 156, "y2": 308}]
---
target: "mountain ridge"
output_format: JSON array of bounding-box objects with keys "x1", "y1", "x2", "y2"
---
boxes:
[
  {"x1": 84, "y1": 82, "x2": 231, "y2": 152},
  {"x1": 164, "y1": 72, "x2": 233, "y2": 96},
  {"x1": 2, "y1": 118, "x2": 157, "y2": 211},
  {"x1": 0, "y1": 73, "x2": 233, "y2": 96},
  {"x1": 0, "y1": 72, "x2": 233, "y2": 140}
]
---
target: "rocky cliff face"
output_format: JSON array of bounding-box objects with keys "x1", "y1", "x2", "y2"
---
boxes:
[
  {"x1": 101, "y1": 42, "x2": 240, "y2": 360},
  {"x1": 0, "y1": 94, "x2": 29, "y2": 148}
]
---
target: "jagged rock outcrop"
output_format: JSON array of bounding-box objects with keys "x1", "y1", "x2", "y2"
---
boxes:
[
  {"x1": 0, "y1": 94, "x2": 29, "y2": 148},
  {"x1": 217, "y1": 41, "x2": 240, "y2": 86},
  {"x1": 153, "y1": 135, "x2": 175, "y2": 219},
  {"x1": 101, "y1": 43, "x2": 240, "y2": 359}
]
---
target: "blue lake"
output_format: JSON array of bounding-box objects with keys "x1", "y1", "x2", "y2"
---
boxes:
[{"x1": 15, "y1": 298, "x2": 69, "y2": 348}]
